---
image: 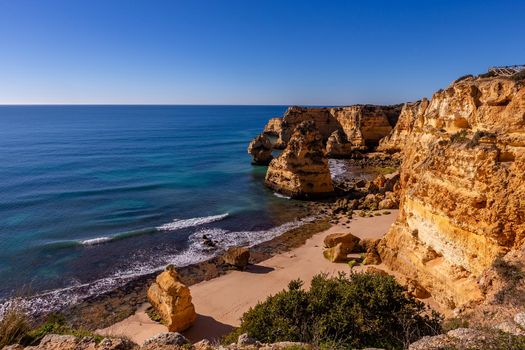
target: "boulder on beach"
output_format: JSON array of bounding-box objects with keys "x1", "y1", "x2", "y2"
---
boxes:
[
  {"x1": 323, "y1": 232, "x2": 360, "y2": 263},
  {"x1": 323, "y1": 232, "x2": 360, "y2": 250},
  {"x1": 147, "y1": 265, "x2": 197, "y2": 332},
  {"x1": 223, "y1": 247, "x2": 250, "y2": 270}
]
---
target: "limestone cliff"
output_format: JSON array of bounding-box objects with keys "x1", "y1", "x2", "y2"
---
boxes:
[
  {"x1": 260, "y1": 105, "x2": 401, "y2": 155},
  {"x1": 378, "y1": 75, "x2": 525, "y2": 310},
  {"x1": 247, "y1": 133, "x2": 273, "y2": 165},
  {"x1": 330, "y1": 104, "x2": 402, "y2": 149},
  {"x1": 265, "y1": 121, "x2": 334, "y2": 199},
  {"x1": 377, "y1": 99, "x2": 429, "y2": 153}
]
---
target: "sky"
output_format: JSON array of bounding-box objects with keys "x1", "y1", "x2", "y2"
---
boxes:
[{"x1": 0, "y1": 0, "x2": 524, "y2": 105}]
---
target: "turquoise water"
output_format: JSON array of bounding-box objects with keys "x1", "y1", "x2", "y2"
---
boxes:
[{"x1": 0, "y1": 105, "x2": 310, "y2": 313}]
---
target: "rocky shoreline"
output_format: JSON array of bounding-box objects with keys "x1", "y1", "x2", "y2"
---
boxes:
[{"x1": 62, "y1": 214, "x2": 332, "y2": 331}]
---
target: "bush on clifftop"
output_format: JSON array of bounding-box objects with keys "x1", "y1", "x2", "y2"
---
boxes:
[{"x1": 224, "y1": 272, "x2": 442, "y2": 349}]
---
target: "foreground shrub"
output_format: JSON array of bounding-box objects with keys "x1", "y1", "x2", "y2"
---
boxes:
[
  {"x1": 225, "y1": 273, "x2": 442, "y2": 349},
  {"x1": 0, "y1": 304, "x2": 30, "y2": 348}
]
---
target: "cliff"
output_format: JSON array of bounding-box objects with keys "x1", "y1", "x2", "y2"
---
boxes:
[
  {"x1": 378, "y1": 74, "x2": 525, "y2": 310},
  {"x1": 265, "y1": 121, "x2": 334, "y2": 199},
  {"x1": 260, "y1": 105, "x2": 402, "y2": 155},
  {"x1": 377, "y1": 99, "x2": 429, "y2": 153}
]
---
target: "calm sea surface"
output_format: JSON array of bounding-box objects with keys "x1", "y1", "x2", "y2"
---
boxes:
[{"x1": 0, "y1": 105, "x2": 315, "y2": 313}]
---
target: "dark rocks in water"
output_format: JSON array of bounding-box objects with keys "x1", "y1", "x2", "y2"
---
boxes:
[{"x1": 202, "y1": 234, "x2": 217, "y2": 248}]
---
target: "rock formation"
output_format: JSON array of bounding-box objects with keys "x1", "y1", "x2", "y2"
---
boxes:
[
  {"x1": 330, "y1": 104, "x2": 402, "y2": 149},
  {"x1": 377, "y1": 99, "x2": 429, "y2": 153},
  {"x1": 265, "y1": 121, "x2": 334, "y2": 199},
  {"x1": 247, "y1": 134, "x2": 273, "y2": 165},
  {"x1": 378, "y1": 75, "x2": 525, "y2": 310},
  {"x1": 147, "y1": 265, "x2": 197, "y2": 332},
  {"x1": 325, "y1": 129, "x2": 366, "y2": 158},
  {"x1": 260, "y1": 104, "x2": 402, "y2": 155},
  {"x1": 263, "y1": 117, "x2": 283, "y2": 136},
  {"x1": 223, "y1": 247, "x2": 250, "y2": 270},
  {"x1": 323, "y1": 232, "x2": 360, "y2": 263}
]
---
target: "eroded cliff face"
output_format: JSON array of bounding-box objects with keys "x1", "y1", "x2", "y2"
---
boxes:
[
  {"x1": 378, "y1": 75, "x2": 525, "y2": 310},
  {"x1": 265, "y1": 121, "x2": 334, "y2": 199},
  {"x1": 261, "y1": 105, "x2": 401, "y2": 155},
  {"x1": 377, "y1": 99, "x2": 429, "y2": 153},
  {"x1": 331, "y1": 104, "x2": 402, "y2": 149}
]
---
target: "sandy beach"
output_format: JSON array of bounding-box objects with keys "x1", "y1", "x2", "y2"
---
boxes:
[{"x1": 98, "y1": 210, "x2": 399, "y2": 344}]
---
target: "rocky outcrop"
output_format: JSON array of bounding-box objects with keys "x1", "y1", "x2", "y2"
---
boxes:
[
  {"x1": 330, "y1": 105, "x2": 402, "y2": 149},
  {"x1": 263, "y1": 117, "x2": 283, "y2": 136},
  {"x1": 377, "y1": 99, "x2": 429, "y2": 153},
  {"x1": 378, "y1": 75, "x2": 525, "y2": 310},
  {"x1": 260, "y1": 105, "x2": 402, "y2": 155},
  {"x1": 269, "y1": 106, "x2": 340, "y2": 149},
  {"x1": 247, "y1": 134, "x2": 273, "y2": 165},
  {"x1": 3, "y1": 334, "x2": 135, "y2": 350},
  {"x1": 265, "y1": 121, "x2": 334, "y2": 199},
  {"x1": 2, "y1": 333, "x2": 313, "y2": 350},
  {"x1": 325, "y1": 129, "x2": 366, "y2": 158},
  {"x1": 147, "y1": 265, "x2": 197, "y2": 332},
  {"x1": 223, "y1": 247, "x2": 250, "y2": 270},
  {"x1": 323, "y1": 232, "x2": 360, "y2": 263}
]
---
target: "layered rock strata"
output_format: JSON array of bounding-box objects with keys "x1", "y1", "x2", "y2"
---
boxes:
[
  {"x1": 377, "y1": 99, "x2": 429, "y2": 153},
  {"x1": 378, "y1": 75, "x2": 525, "y2": 310},
  {"x1": 260, "y1": 105, "x2": 402, "y2": 155},
  {"x1": 147, "y1": 265, "x2": 197, "y2": 332},
  {"x1": 247, "y1": 133, "x2": 273, "y2": 165},
  {"x1": 265, "y1": 121, "x2": 334, "y2": 199}
]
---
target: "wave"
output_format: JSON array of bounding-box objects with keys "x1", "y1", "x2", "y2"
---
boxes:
[
  {"x1": 273, "y1": 192, "x2": 291, "y2": 199},
  {"x1": 329, "y1": 159, "x2": 346, "y2": 180},
  {"x1": 45, "y1": 213, "x2": 230, "y2": 248},
  {"x1": 0, "y1": 215, "x2": 317, "y2": 319},
  {"x1": 156, "y1": 213, "x2": 229, "y2": 231}
]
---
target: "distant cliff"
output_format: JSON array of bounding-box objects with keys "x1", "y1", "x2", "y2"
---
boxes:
[{"x1": 259, "y1": 104, "x2": 402, "y2": 155}]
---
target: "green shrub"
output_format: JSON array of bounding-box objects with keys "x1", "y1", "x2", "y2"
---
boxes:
[
  {"x1": 450, "y1": 130, "x2": 469, "y2": 143},
  {"x1": 225, "y1": 273, "x2": 442, "y2": 349},
  {"x1": 25, "y1": 313, "x2": 104, "y2": 345}
]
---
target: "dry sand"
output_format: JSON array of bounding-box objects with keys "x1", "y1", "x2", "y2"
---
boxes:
[{"x1": 98, "y1": 210, "x2": 399, "y2": 344}]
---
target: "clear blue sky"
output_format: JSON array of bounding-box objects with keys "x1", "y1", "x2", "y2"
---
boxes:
[{"x1": 1, "y1": 0, "x2": 524, "y2": 105}]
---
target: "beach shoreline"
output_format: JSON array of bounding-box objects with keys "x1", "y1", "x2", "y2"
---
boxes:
[{"x1": 98, "y1": 210, "x2": 400, "y2": 344}]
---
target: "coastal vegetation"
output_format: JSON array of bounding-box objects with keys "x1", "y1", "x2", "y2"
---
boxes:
[{"x1": 223, "y1": 272, "x2": 442, "y2": 349}]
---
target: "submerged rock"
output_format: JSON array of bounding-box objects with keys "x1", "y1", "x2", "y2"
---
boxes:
[
  {"x1": 147, "y1": 265, "x2": 196, "y2": 332},
  {"x1": 265, "y1": 121, "x2": 334, "y2": 199}
]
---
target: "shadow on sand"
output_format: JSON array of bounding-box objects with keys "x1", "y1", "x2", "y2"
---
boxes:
[
  {"x1": 244, "y1": 264, "x2": 275, "y2": 274},
  {"x1": 183, "y1": 314, "x2": 235, "y2": 342}
]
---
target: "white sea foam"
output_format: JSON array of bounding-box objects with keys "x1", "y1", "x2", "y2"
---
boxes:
[
  {"x1": 0, "y1": 215, "x2": 317, "y2": 320},
  {"x1": 156, "y1": 213, "x2": 229, "y2": 231},
  {"x1": 273, "y1": 192, "x2": 291, "y2": 199},
  {"x1": 80, "y1": 236, "x2": 112, "y2": 246},
  {"x1": 329, "y1": 159, "x2": 346, "y2": 180}
]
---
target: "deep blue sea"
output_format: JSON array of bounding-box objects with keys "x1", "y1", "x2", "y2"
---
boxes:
[{"x1": 0, "y1": 105, "x2": 314, "y2": 314}]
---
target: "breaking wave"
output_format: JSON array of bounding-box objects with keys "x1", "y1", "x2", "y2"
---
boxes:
[{"x1": 0, "y1": 215, "x2": 317, "y2": 319}]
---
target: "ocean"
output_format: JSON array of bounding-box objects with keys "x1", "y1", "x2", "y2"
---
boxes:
[{"x1": 0, "y1": 105, "x2": 316, "y2": 315}]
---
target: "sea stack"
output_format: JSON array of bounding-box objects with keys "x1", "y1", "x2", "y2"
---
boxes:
[
  {"x1": 265, "y1": 121, "x2": 334, "y2": 199},
  {"x1": 247, "y1": 133, "x2": 273, "y2": 165},
  {"x1": 147, "y1": 265, "x2": 197, "y2": 332}
]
